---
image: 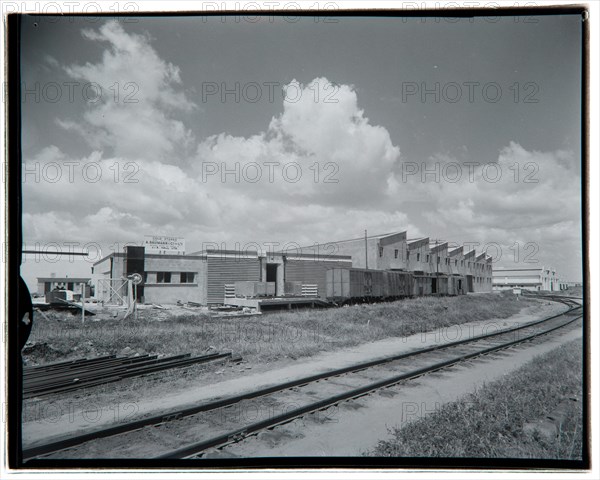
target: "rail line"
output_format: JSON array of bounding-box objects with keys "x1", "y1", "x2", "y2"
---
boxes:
[
  {"x1": 23, "y1": 351, "x2": 237, "y2": 398},
  {"x1": 23, "y1": 295, "x2": 582, "y2": 461}
]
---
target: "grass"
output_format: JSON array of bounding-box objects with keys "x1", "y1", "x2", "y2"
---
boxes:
[
  {"x1": 24, "y1": 291, "x2": 540, "y2": 366},
  {"x1": 369, "y1": 338, "x2": 584, "y2": 459},
  {"x1": 25, "y1": 291, "x2": 541, "y2": 365}
]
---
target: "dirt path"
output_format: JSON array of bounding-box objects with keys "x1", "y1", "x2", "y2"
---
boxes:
[
  {"x1": 22, "y1": 300, "x2": 568, "y2": 448},
  {"x1": 222, "y1": 325, "x2": 583, "y2": 457}
]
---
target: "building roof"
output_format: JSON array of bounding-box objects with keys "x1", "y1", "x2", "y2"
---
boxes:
[
  {"x1": 297, "y1": 231, "x2": 406, "y2": 249},
  {"x1": 407, "y1": 237, "x2": 429, "y2": 249},
  {"x1": 429, "y1": 241, "x2": 448, "y2": 253},
  {"x1": 475, "y1": 252, "x2": 487, "y2": 262},
  {"x1": 493, "y1": 266, "x2": 555, "y2": 273},
  {"x1": 37, "y1": 277, "x2": 91, "y2": 282},
  {"x1": 93, "y1": 251, "x2": 206, "y2": 266},
  {"x1": 492, "y1": 277, "x2": 542, "y2": 285},
  {"x1": 463, "y1": 249, "x2": 476, "y2": 259}
]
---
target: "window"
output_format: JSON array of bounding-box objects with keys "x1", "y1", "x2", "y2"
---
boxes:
[
  {"x1": 394, "y1": 249, "x2": 398, "y2": 259},
  {"x1": 416, "y1": 253, "x2": 420, "y2": 261},
  {"x1": 426, "y1": 255, "x2": 430, "y2": 262},
  {"x1": 379, "y1": 246, "x2": 383, "y2": 257},
  {"x1": 157, "y1": 272, "x2": 171, "y2": 283},
  {"x1": 461, "y1": 260, "x2": 464, "y2": 267},
  {"x1": 180, "y1": 272, "x2": 195, "y2": 283},
  {"x1": 455, "y1": 259, "x2": 458, "y2": 266},
  {"x1": 406, "y1": 251, "x2": 410, "y2": 260},
  {"x1": 437, "y1": 257, "x2": 441, "y2": 264}
]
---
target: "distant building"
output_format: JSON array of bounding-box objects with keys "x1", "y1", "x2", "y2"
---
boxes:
[
  {"x1": 492, "y1": 266, "x2": 563, "y2": 292},
  {"x1": 37, "y1": 276, "x2": 92, "y2": 296}
]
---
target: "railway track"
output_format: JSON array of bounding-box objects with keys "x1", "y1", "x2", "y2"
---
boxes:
[
  {"x1": 24, "y1": 351, "x2": 237, "y2": 398},
  {"x1": 23, "y1": 295, "x2": 582, "y2": 461}
]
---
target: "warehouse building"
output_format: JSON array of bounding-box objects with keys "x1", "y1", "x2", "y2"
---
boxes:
[
  {"x1": 296, "y1": 231, "x2": 493, "y2": 294},
  {"x1": 92, "y1": 246, "x2": 352, "y2": 305},
  {"x1": 91, "y1": 230, "x2": 493, "y2": 306},
  {"x1": 492, "y1": 266, "x2": 563, "y2": 291},
  {"x1": 92, "y1": 247, "x2": 207, "y2": 305}
]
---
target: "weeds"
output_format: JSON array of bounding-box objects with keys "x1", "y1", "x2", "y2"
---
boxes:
[
  {"x1": 369, "y1": 339, "x2": 583, "y2": 459},
  {"x1": 24, "y1": 292, "x2": 540, "y2": 366}
]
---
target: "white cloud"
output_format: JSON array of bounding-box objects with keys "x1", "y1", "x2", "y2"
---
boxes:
[
  {"x1": 61, "y1": 21, "x2": 195, "y2": 162},
  {"x1": 194, "y1": 77, "x2": 402, "y2": 207},
  {"x1": 407, "y1": 142, "x2": 581, "y2": 271}
]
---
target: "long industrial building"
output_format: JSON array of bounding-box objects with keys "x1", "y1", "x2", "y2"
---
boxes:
[
  {"x1": 298, "y1": 231, "x2": 493, "y2": 293},
  {"x1": 91, "y1": 230, "x2": 493, "y2": 305}
]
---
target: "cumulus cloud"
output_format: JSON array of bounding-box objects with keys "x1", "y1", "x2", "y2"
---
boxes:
[
  {"x1": 194, "y1": 78, "x2": 401, "y2": 207},
  {"x1": 406, "y1": 141, "x2": 581, "y2": 268},
  {"x1": 60, "y1": 20, "x2": 195, "y2": 162}
]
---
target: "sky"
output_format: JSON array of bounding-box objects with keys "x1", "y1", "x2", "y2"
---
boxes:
[{"x1": 19, "y1": 13, "x2": 584, "y2": 290}]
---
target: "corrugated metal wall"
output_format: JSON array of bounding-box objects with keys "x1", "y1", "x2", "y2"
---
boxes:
[
  {"x1": 286, "y1": 259, "x2": 352, "y2": 299},
  {"x1": 207, "y1": 257, "x2": 261, "y2": 304}
]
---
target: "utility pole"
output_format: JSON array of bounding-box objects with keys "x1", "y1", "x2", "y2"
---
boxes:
[
  {"x1": 436, "y1": 239, "x2": 439, "y2": 275},
  {"x1": 81, "y1": 282, "x2": 85, "y2": 323},
  {"x1": 364, "y1": 229, "x2": 368, "y2": 269}
]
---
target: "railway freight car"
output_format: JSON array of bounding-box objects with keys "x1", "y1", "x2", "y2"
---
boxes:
[
  {"x1": 412, "y1": 274, "x2": 433, "y2": 296},
  {"x1": 448, "y1": 275, "x2": 467, "y2": 295},
  {"x1": 383, "y1": 270, "x2": 414, "y2": 298},
  {"x1": 326, "y1": 268, "x2": 465, "y2": 303},
  {"x1": 326, "y1": 268, "x2": 385, "y2": 303},
  {"x1": 413, "y1": 274, "x2": 467, "y2": 296}
]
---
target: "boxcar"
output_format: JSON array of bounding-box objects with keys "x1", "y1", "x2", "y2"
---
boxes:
[
  {"x1": 448, "y1": 275, "x2": 466, "y2": 295},
  {"x1": 432, "y1": 275, "x2": 448, "y2": 295},
  {"x1": 326, "y1": 268, "x2": 385, "y2": 302},
  {"x1": 412, "y1": 275, "x2": 433, "y2": 296},
  {"x1": 326, "y1": 268, "x2": 464, "y2": 303},
  {"x1": 383, "y1": 271, "x2": 413, "y2": 298}
]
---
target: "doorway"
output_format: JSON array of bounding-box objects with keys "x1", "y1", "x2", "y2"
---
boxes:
[{"x1": 266, "y1": 264, "x2": 278, "y2": 283}]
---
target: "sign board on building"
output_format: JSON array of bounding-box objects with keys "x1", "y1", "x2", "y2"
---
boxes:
[{"x1": 144, "y1": 235, "x2": 185, "y2": 255}]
